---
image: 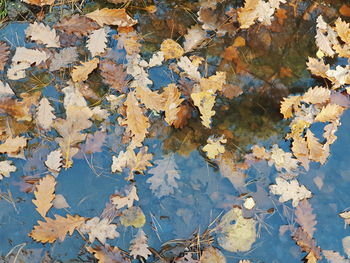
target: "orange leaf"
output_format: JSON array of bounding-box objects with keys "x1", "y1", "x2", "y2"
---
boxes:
[
  {"x1": 86, "y1": 8, "x2": 137, "y2": 27},
  {"x1": 32, "y1": 175, "x2": 56, "y2": 218},
  {"x1": 29, "y1": 214, "x2": 85, "y2": 243}
]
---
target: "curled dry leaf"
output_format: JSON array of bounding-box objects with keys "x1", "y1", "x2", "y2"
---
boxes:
[
  {"x1": 25, "y1": 22, "x2": 60, "y2": 48},
  {"x1": 71, "y1": 58, "x2": 99, "y2": 82},
  {"x1": 29, "y1": 214, "x2": 86, "y2": 243},
  {"x1": 86, "y1": 8, "x2": 137, "y2": 27},
  {"x1": 32, "y1": 174, "x2": 56, "y2": 218}
]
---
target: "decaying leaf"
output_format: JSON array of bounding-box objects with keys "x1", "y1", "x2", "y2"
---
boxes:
[
  {"x1": 71, "y1": 58, "x2": 99, "y2": 82},
  {"x1": 80, "y1": 217, "x2": 119, "y2": 244},
  {"x1": 25, "y1": 22, "x2": 60, "y2": 48},
  {"x1": 86, "y1": 8, "x2": 137, "y2": 27},
  {"x1": 295, "y1": 199, "x2": 317, "y2": 237},
  {"x1": 32, "y1": 175, "x2": 56, "y2": 218},
  {"x1": 29, "y1": 214, "x2": 86, "y2": 243},
  {"x1": 99, "y1": 59, "x2": 128, "y2": 92},
  {"x1": 217, "y1": 207, "x2": 256, "y2": 252},
  {"x1": 120, "y1": 206, "x2": 146, "y2": 228},
  {"x1": 129, "y1": 229, "x2": 152, "y2": 259},
  {"x1": 55, "y1": 14, "x2": 99, "y2": 37},
  {"x1": 270, "y1": 177, "x2": 312, "y2": 207},
  {"x1": 203, "y1": 135, "x2": 227, "y2": 159},
  {"x1": 87, "y1": 245, "x2": 131, "y2": 263},
  {"x1": 49, "y1": 47, "x2": 79, "y2": 72}
]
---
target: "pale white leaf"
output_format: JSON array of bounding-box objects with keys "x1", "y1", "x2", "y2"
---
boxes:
[
  {"x1": 87, "y1": 27, "x2": 109, "y2": 57},
  {"x1": 36, "y1": 97, "x2": 56, "y2": 130}
]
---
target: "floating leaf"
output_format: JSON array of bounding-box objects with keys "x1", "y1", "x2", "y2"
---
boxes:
[
  {"x1": 71, "y1": 58, "x2": 99, "y2": 82},
  {"x1": 32, "y1": 175, "x2": 56, "y2": 218},
  {"x1": 203, "y1": 136, "x2": 227, "y2": 159},
  {"x1": 0, "y1": 160, "x2": 16, "y2": 180},
  {"x1": 36, "y1": 97, "x2": 56, "y2": 130},
  {"x1": 160, "y1": 39, "x2": 184, "y2": 60},
  {"x1": 25, "y1": 22, "x2": 60, "y2": 48},
  {"x1": 86, "y1": 8, "x2": 137, "y2": 27},
  {"x1": 120, "y1": 206, "x2": 146, "y2": 228},
  {"x1": 129, "y1": 229, "x2": 151, "y2": 259},
  {"x1": 54, "y1": 14, "x2": 99, "y2": 37},
  {"x1": 80, "y1": 217, "x2": 119, "y2": 244},
  {"x1": 87, "y1": 27, "x2": 109, "y2": 57}
]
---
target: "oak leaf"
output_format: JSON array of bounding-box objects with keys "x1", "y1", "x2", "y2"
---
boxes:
[
  {"x1": 87, "y1": 27, "x2": 109, "y2": 57},
  {"x1": 306, "y1": 57, "x2": 329, "y2": 78},
  {"x1": 86, "y1": 8, "x2": 137, "y2": 27},
  {"x1": 71, "y1": 58, "x2": 99, "y2": 82},
  {"x1": 87, "y1": 245, "x2": 131, "y2": 263},
  {"x1": 270, "y1": 177, "x2": 312, "y2": 207},
  {"x1": 306, "y1": 129, "x2": 325, "y2": 163},
  {"x1": 0, "y1": 136, "x2": 27, "y2": 155},
  {"x1": 135, "y1": 86, "x2": 165, "y2": 112},
  {"x1": 295, "y1": 199, "x2": 317, "y2": 237},
  {"x1": 335, "y1": 18, "x2": 350, "y2": 45},
  {"x1": 0, "y1": 41, "x2": 10, "y2": 71},
  {"x1": 22, "y1": 0, "x2": 54, "y2": 6},
  {"x1": 146, "y1": 156, "x2": 180, "y2": 198},
  {"x1": 36, "y1": 97, "x2": 56, "y2": 130},
  {"x1": 292, "y1": 137, "x2": 310, "y2": 171},
  {"x1": 280, "y1": 95, "x2": 301, "y2": 118},
  {"x1": 302, "y1": 86, "x2": 330, "y2": 104},
  {"x1": 25, "y1": 22, "x2": 60, "y2": 48},
  {"x1": 99, "y1": 59, "x2": 128, "y2": 92},
  {"x1": 191, "y1": 91, "x2": 216, "y2": 128},
  {"x1": 32, "y1": 175, "x2": 56, "y2": 218},
  {"x1": 292, "y1": 227, "x2": 321, "y2": 259},
  {"x1": 118, "y1": 91, "x2": 150, "y2": 148},
  {"x1": 129, "y1": 229, "x2": 151, "y2": 259},
  {"x1": 54, "y1": 14, "x2": 99, "y2": 37},
  {"x1": 163, "y1": 84, "x2": 184, "y2": 125},
  {"x1": 183, "y1": 25, "x2": 206, "y2": 52},
  {"x1": 45, "y1": 149, "x2": 62, "y2": 174},
  {"x1": 237, "y1": 0, "x2": 260, "y2": 29},
  {"x1": 323, "y1": 250, "x2": 348, "y2": 263},
  {"x1": 29, "y1": 214, "x2": 86, "y2": 243},
  {"x1": 200, "y1": 71, "x2": 226, "y2": 93},
  {"x1": 80, "y1": 217, "x2": 119, "y2": 244},
  {"x1": 177, "y1": 56, "x2": 201, "y2": 81},
  {"x1": 111, "y1": 185, "x2": 139, "y2": 209},
  {"x1": 314, "y1": 103, "x2": 344, "y2": 122},
  {"x1": 203, "y1": 135, "x2": 227, "y2": 159}
]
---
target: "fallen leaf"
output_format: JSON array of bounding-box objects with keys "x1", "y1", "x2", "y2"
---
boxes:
[
  {"x1": 36, "y1": 97, "x2": 56, "y2": 130},
  {"x1": 87, "y1": 245, "x2": 131, "y2": 263},
  {"x1": 0, "y1": 41, "x2": 10, "y2": 71},
  {"x1": 129, "y1": 229, "x2": 152, "y2": 259},
  {"x1": 25, "y1": 22, "x2": 60, "y2": 48},
  {"x1": 32, "y1": 175, "x2": 56, "y2": 218},
  {"x1": 163, "y1": 84, "x2": 184, "y2": 125},
  {"x1": 183, "y1": 25, "x2": 206, "y2": 52},
  {"x1": 111, "y1": 185, "x2": 139, "y2": 209},
  {"x1": 203, "y1": 135, "x2": 227, "y2": 159},
  {"x1": 22, "y1": 0, "x2": 54, "y2": 6},
  {"x1": 87, "y1": 27, "x2": 109, "y2": 57},
  {"x1": 0, "y1": 160, "x2": 16, "y2": 180},
  {"x1": 80, "y1": 217, "x2": 119, "y2": 244},
  {"x1": 120, "y1": 206, "x2": 146, "y2": 228},
  {"x1": 99, "y1": 59, "x2": 128, "y2": 92},
  {"x1": 54, "y1": 14, "x2": 99, "y2": 37},
  {"x1": 71, "y1": 58, "x2": 99, "y2": 82},
  {"x1": 53, "y1": 194, "x2": 70, "y2": 209},
  {"x1": 45, "y1": 149, "x2": 62, "y2": 173},
  {"x1": 135, "y1": 86, "x2": 165, "y2": 112},
  {"x1": 49, "y1": 47, "x2": 79, "y2": 72},
  {"x1": 201, "y1": 246, "x2": 226, "y2": 263},
  {"x1": 302, "y1": 86, "x2": 330, "y2": 104},
  {"x1": 191, "y1": 91, "x2": 216, "y2": 128},
  {"x1": 295, "y1": 199, "x2": 317, "y2": 237},
  {"x1": 0, "y1": 136, "x2": 27, "y2": 155},
  {"x1": 86, "y1": 8, "x2": 137, "y2": 27},
  {"x1": 0, "y1": 81, "x2": 14, "y2": 97},
  {"x1": 161, "y1": 39, "x2": 184, "y2": 60},
  {"x1": 314, "y1": 104, "x2": 344, "y2": 122},
  {"x1": 29, "y1": 214, "x2": 86, "y2": 243}
]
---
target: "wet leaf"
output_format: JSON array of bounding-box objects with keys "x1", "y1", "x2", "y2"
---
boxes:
[
  {"x1": 71, "y1": 58, "x2": 99, "y2": 83},
  {"x1": 86, "y1": 8, "x2": 137, "y2": 27},
  {"x1": 45, "y1": 149, "x2": 62, "y2": 174},
  {"x1": 87, "y1": 27, "x2": 109, "y2": 57},
  {"x1": 49, "y1": 47, "x2": 79, "y2": 72},
  {"x1": 314, "y1": 104, "x2": 344, "y2": 122},
  {"x1": 191, "y1": 91, "x2": 216, "y2": 128},
  {"x1": 87, "y1": 245, "x2": 131, "y2": 263},
  {"x1": 29, "y1": 214, "x2": 86, "y2": 243},
  {"x1": 99, "y1": 59, "x2": 128, "y2": 92},
  {"x1": 80, "y1": 217, "x2": 119, "y2": 244},
  {"x1": 129, "y1": 229, "x2": 152, "y2": 259},
  {"x1": 160, "y1": 39, "x2": 184, "y2": 60},
  {"x1": 201, "y1": 247, "x2": 226, "y2": 263},
  {"x1": 111, "y1": 185, "x2": 139, "y2": 210},
  {"x1": 25, "y1": 22, "x2": 60, "y2": 48},
  {"x1": 32, "y1": 175, "x2": 56, "y2": 218},
  {"x1": 163, "y1": 84, "x2": 184, "y2": 126},
  {"x1": 0, "y1": 41, "x2": 10, "y2": 71},
  {"x1": 295, "y1": 199, "x2": 317, "y2": 237},
  {"x1": 203, "y1": 135, "x2": 227, "y2": 159},
  {"x1": 54, "y1": 14, "x2": 99, "y2": 37},
  {"x1": 120, "y1": 206, "x2": 146, "y2": 228},
  {"x1": 0, "y1": 160, "x2": 16, "y2": 180},
  {"x1": 36, "y1": 97, "x2": 56, "y2": 130}
]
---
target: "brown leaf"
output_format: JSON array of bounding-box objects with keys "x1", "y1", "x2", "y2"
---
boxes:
[
  {"x1": 86, "y1": 8, "x2": 137, "y2": 27},
  {"x1": 32, "y1": 175, "x2": 56, "y2": 218},
  {"x1": 221, "y1": 84, "x2": 243, "y2": 99},
  {"x1": 71, "y1": 58, "x2": 99, "y2": 83},
  {"x1": 340, "y1": 5, "x2": 350, "y2": 17},
  {"x1": 118, "y1": 91, "x2": 150, "y2": 148},
  {"x1": 173, "y1": 104, "x2": 192, "y2": 129},
  {"x1": 292, "y1": 227, "x2": 321, "y2": 259},
  {"x1": 292, "y1": 137, "x2": 310, "y2": 171},
  {"x1": 54, "y1": 14, "x2": 99, "y2": 37},
  {"x1": 0, "y1": 42, "x2": 10, "y2": 71},
  {"x1": 29, "y1": 214, "x2": 86, "y2": 243},
  {"x1": 295, "y1": 199, "x2": 317, "y2": 237},
  {"x1": 22, "y1": 0, "x2": 54, "y2": 6},
  {"x1": 99, "y1": 59, "x2": 128, "y2": 92}
]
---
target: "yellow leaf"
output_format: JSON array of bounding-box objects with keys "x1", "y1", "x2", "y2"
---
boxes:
[
  {"x1": 86, "y1": 8, "x2": 137, "y2": 27},
  {"x1": 120, "y1": 206, "x2": 146, "y2": 228},
  {"x1": 160, "y1": 39, "x2": 184, "y2": 60},
  {"x1": 162, "y1": 84, "x2": 184, "y2": 126},
  {"x1": 302, "y1": 86, "x2": 330, "y2": 104},
  {"x1": 314, "y1": 104, "x2": 344, "y2": 122},
  {"x1": 306, "y1": 129, "x2": 325, "y2": 163},
  {"x1": 200, "y1": 71, "x2": 226, "y2": 93},
  {"x1": 335, "y1": 18, "x2": 350, "y2": 45},
  {"x1": 32, "y1": 175, "x2": 56, "y2": 218},
  {"x1": 280, "y1": 95, "x2": 301, "y2": 119},
  {"x1": 191, "y1": 91, "x2": 216, "y2": 128},
  {"x1": 71, "y1": 58, "x2": 99, "y2": 83},
  {"x1": 119, "y1": 91, "x2": 150, "y2": 149},
  {"x1": 203, "y1": 136, "x2": 227, "y2": 159},
  {"x1": 0, "y1": 136, "x2": 27, "y2": 155},
  {"x1": 292, "y1": 137, "x2": 310, "y2": 171},
  {"x1": 135, "y1": 86, "x2": 165, "y2": 112},
  {"x1": 251, "y1": 145, "x2": 270, "y2": 160},
  {"x1": 29, "y1": 214, "x2": 86, "y2": 243},
  {"x1": 237, "y1": 0, "x2": 260, "y2": 29}
]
